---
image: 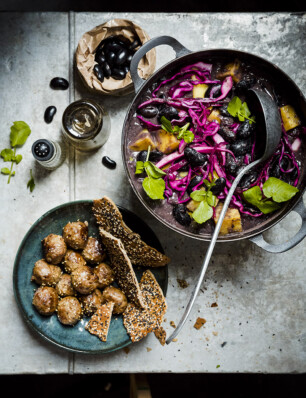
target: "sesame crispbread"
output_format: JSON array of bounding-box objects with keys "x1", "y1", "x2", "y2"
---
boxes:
[
  {"x1": 85, "y1": 301, "x2": 114, "y2": 342},
  {"x1": 123, "y1": 270, "x2": 167, "y2": 344},
  {"x1": 92, "y1": 197, "x2": 170, "y2": 267},
  {"x1": 98, "y1": 228, "x2": 146, "y2": 309}
]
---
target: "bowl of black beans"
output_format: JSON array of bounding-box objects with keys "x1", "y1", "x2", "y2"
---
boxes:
[{"x1": 75, "y1": 19, "x2": 156, "y2": 96}]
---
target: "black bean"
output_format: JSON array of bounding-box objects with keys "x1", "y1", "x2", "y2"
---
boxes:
[
  {"x1": 187, "y1": 175, "x2": 203, "y2": 194},
  {"x1": 126, "y1": 53, "x2": 133, "y2": 64},
  {"x1": 220, "y1": 104, "x2": 231, "y2": 117},
  {"x1": 207, "y1": 84, "x2": 222, "y2": 98},
  {"x1": 236, "y1": 121, "x2": 254, "y2": 140},
  {"x1": 93, "y1": 64, "x2": 104, "y2": 82},
  {"x1": 44, "y1": 106, "x2": 57, "y2": 124},
  {"x1": 137, "y1": 151, "x2": 148, "y2": 163},
  {"x1": 184, "y1": 147, "x2": 208, "y2": 168},
  {"x1": 106, "y1": 41, "x2": 124, "y2": 53},
  {"x1": 230, "y1": 139, "x2": 252, "y2": 156},
  {"x1": 158, "y1": 105, "x2": 179, "y2": 122},
  {"x1": 239, "y1": 171, "x2": 258, "y2": 189},
  {"x1": 123, "y1": 65, "x2": 130, "y2": 75},
  {"x1": 102, "y1": 62, "x2": 112, "y2": 78},
  {"x1": 173, "y1": 204, "x2": 191, "y2": 226},
  {"x1": 235, "y1": 76, "x2": 256, "y2": 91},
  {"x1": 149, "y1": 150, "x2": 163, "y2": 162},
  {"x1": 115, "y1": 48, "x2": 128, "y2": 65},
  {"x1": 138, "y1": 105, "x2": 159, "y2": 119},
  {"x1": 102, "y1": 156, "x2": 116, "y2": 169},
  {"x1": 95, "y1": 51, "x2": 106, "y2": 65},
  {"x1": 105, "y1": 51, "x2": 116, "y2": 66},
  {"x1": 111, "y1": 67, "x2": 126, "y2": 80},
  {"x1": 50, "y1": 77, "x2": 69, "y2": 90},
  {"x1": 219, "y1": 126, "x2": 236, "y2": 143},
  {"x1": 210, "y1": 178, "x2": 226, "y2": 195},
  {"x1": 129, "y1": 38, "x2": 141, "y2": 51}
]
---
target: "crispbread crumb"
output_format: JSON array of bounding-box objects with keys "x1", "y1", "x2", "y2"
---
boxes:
[{"x1": 85, "y1": 302, "x2": 114, "y2": 342}]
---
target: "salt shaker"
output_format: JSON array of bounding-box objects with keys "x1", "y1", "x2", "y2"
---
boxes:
[{"x1": 32, "y1": 139, "x2": 66, "y2": 170}]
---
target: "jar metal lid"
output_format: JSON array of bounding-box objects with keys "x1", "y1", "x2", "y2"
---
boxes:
[
  {"x1": 32, "y1": 139, "x2": 54, "y2": 161},
  {"x1": 62, "y1": 99, "x2": 103, "y2": 141}
]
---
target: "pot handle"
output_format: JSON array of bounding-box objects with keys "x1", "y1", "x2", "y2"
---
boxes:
[
  {"x1": 130, "y1": 35, "x2": 191, "y2": 93},
  {"x1": 249, "y1": 198, "x2": 306, "y2": 253}
]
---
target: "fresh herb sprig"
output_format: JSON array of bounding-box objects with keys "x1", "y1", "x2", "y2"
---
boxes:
[
  {"x1": 190, "y1": 179, "x2": 217, "y2": 224},
  {"x1": 161, "y1": 116, "x2": 194, "y2": 143},
  {"x1": 243, "y1": 177, "x2": 299, "y2": 214},
  {"x1": 1, "y1": 121, "x2": 31, "y2": 184},
  {"x1": 135, "y1": 146, "x2": 166, "y2": 200},
  {"x1": 227, "y1": 96, "x2": 255, "y2": 123},
  {"x1": 27, "y1": 169, "x2": 35, "y2": 192}
]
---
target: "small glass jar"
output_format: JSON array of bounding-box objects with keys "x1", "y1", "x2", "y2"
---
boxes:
[
  {"x1": 61, "y1": 99, "x2": 111, "y2": 151},
  {"x1": 32, "y1": 139, "x2": 66, "y2": 170}
]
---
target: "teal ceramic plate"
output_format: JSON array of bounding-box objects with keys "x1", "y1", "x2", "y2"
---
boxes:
[{"x1": 13, "y1": 200, "x2": 168, "y2": 354}]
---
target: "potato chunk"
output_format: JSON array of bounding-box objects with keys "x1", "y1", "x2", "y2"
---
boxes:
[
  {"x1": 129, "y1": 129, "x2": 156, "y2": 151},
  {"x1": 216, "y1": 60, "x2": 241, "y2": 83},
  {"x1": 213, "y1": 203, "x2": 242, "y2": 235},
  {"x1": 155, "y1": 129, "x2": 180, "y2": 154},
  {"x1": 193, "y1": 83, "x2": 209, "y2": 98},
  {"x1": 280, "y1": 105, "x2": 301, "y2": 132},
  {"x1": 207, "y1": 109, "x2": 221, "y2": 124}
]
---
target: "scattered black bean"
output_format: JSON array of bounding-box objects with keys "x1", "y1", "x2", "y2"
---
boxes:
[
  {"x1": 239, "y1": 171, "x2": 258, "y2": 189},
  {"x1": 219, "y1": 104, "x2": 231, "y2": 117},
  {"x1": 187, "y1": 175, "x2": 203, "y2": 194},
  {"x1": 211, "y1": 178, "x2": 226, "y2": 195},
  {"x1": 184, "y1": 147, "x2": 208, "y2": 168},
  {"x1": 173, "y1": 204, "x2": 191, "y2": 226},
  {"x1": 50, "y1": 77, "x2": 69, "y2": 90},
  {"x1": 93, "y1": 64, "x2": 104, "y2": 82},
  {"x1": 219, "y1": 126, "x2": 236, "y2": 143},
  {"x1": 207, "y1": 84, "x2": 222, "y2": 98},
  {"x1": 44, "y1": 106, "x2": 57, "y2": 124},
  {"x1": 137, "y1": 151, "x2": 148, "y2": 163},
  {"x1": 138, "y1": 105, "x2": 159, "y2": 119},
  {"x1": 102, "y1": 156, "x2": 116, "y2": 169},
  {"x1": 235, "y1": 76, "x2": 256, "y2": 91},
  {"x1": 149, "y1": 150, "x2": 163, "y2": 162}
]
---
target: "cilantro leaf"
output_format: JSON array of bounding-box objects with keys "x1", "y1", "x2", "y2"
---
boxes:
[
  {"x1": 142, "y1": 176, "x2": 165, "y2": 200},
  {"x1": 10, "y1": 121, "x2": 31, "y2": 147},
  {"x1": 243, "y1": 185, "x2": 281, "y2": 214},
  {"x1": 262, "y1": 177, "x2": 299, "y2": 203},
  {"x1": 227, "y1": 96, "x2": 255, "y2": 123},
  {"x1": 192, "y1": 200, "x2": 213, "y2": 224},
  {"x1": 161, "y1": 116, "x2": 194, "y2": 143},
  {"x1": 190, "y1": 189, "x2": 207, "y2": 202}
]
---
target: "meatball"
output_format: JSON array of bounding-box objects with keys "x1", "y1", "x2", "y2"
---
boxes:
[
  {"x1": 31, "y1": 259, "x2": 62, "y2": 286},
  {"x1": 42, "y1": 234, "x2": 67, "y2": 264},
  {"x1": 79, "y1": 289, "x2": 105, "y2": 316},
  {"x1": 94, "y1": 263, "x2": 115, "y2": 289},
  {"x1": 102, "y1": 286, "x2": 128, "y2": 315},
  {"x1": 56, "y1": 274, "x2": 76, "y2": 297},
  {"x1": 62, "y1": 221, "x2": 88, "y2": 250},
  {"x1": 82, "y1": 237, "x2": 106, "y2": 264},
  {"x1": 71, "y1": 265, "x2": 98, "y2": 295},
  {"x1": 63, "y1": 249, "x2": 86, "y2": 274},
  {"x1": 32, "y1": 286, "x2": 58, "y2": 316},
  {"x1": 57, "y1": 296, "x2": 83, "y2": 326}
]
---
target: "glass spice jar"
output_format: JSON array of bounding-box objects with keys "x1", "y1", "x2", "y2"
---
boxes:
[
  {"x1": 61, "y1": 99, "x2": 111, "y2": 151},
  {"x1": 32, "y1": 139, "x2": 66, "y2": 170}
]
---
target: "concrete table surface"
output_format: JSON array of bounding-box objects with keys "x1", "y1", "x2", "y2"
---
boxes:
[{"x1": 0, "y1": 11, "x2": 305, "y2": 374}]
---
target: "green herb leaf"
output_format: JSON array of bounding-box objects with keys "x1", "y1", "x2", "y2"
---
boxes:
[
  {"x1": 142, "y1": 176, "x2": 165, "y2": 200},
  {"x1": 160, "y1": 116, "x2": 173, "y2": 133},
  {"x1": 1, "y1": 148, "x2": 14, "y2": 162},
  {"x1": 1, "y1": 167, "x2": 11, "y2": 175},
  {"x1": 144, "y1": 161, "x2": 166, "y2": 178},
  {"x1": 190, "y1": 189, "x2": 207, "y2": 202},
  {"x1": 227, "y1": 96, "x2": 255, "y2": 123},
  {"x1": 192, "y1": 200, "x2": 213, "y2": 224},
  {"x1": 182, "y1": 130, "x2": 195, "y2": 143},
  {"x1": 15, "y1": 154, "x2": 22, "y2": 164},
  {"x1": 10, "y1": 121, "x2": 31, "y2": 147},
  {"x1": 206, "y1": 190, "x2": 217, "y2": 207},
  {"x1": 135, "y1": 161, "x2": 145, "y2": 174},
  {"x1": 262, "y1": 177, "x2": 299, "y2": 203},
  {"x1": 243, "y1": 186, "x2": 281, "y2": 214},
  {"x1": 27, "y1": 169, "x2": 35, "y2": 192}
]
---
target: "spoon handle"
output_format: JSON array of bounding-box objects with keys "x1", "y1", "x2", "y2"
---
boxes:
[{"x1": 166, "y1": 160, "x2": 260, "y2": 344}]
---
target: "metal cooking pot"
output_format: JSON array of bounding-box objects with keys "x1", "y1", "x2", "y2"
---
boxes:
[{"x1": 121, "y1": 35, "x2": 306, "y2": 253}]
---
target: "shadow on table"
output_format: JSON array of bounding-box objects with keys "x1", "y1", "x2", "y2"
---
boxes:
[{"x1": 0, "y1": 373, "x2": 305, "y2": 397}]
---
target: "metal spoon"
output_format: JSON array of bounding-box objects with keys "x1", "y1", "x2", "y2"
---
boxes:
[{"x1": 166, "y1": 88, "x2": 282, "y2": 344}]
